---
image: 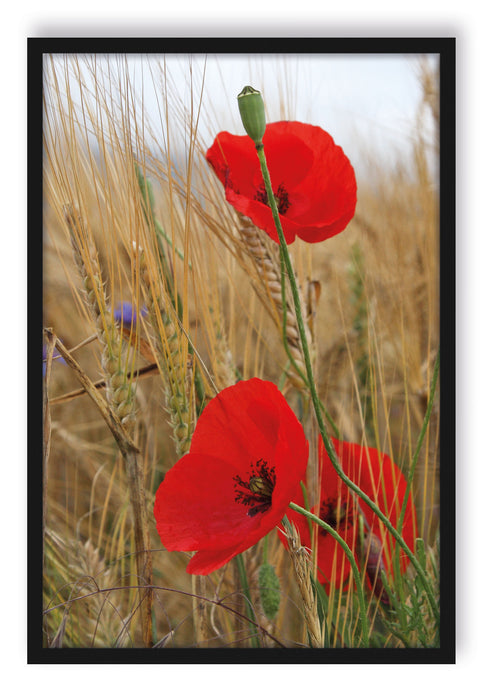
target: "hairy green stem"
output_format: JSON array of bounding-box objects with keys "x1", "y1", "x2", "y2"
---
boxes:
[
  {"x1": 287, "y1": 504, "x2": 369, "y2": 646},
  {"x1": 278, "y1": 245, "x2": 341, "y2": 437},
  {"x1": 278, "y1": 246, "x2": 310, "y2": 387},
  {"x1": 255, "y1": 143, "x2": 439, "y2": 624},
  {"x1": 394, "y1": 350, "x2": 440, "y2": 583},
  {"x1": 403, "y1": 350, "x2": 440, "y2": 525}
]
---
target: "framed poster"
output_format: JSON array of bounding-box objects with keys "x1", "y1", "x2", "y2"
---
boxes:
[{"x1": 30, "y1": 37, "x2": 455, "y2": 662}]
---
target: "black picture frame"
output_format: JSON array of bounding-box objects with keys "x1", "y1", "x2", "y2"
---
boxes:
[{"x1": 29, "y1": 36, "x2": 455, "y2": 664}]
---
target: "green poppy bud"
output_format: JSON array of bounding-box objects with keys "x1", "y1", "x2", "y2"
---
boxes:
[
  {"x1": 258, "y1": 563, "x2": 281, "y2": 620},
  {"x1": 237, "y1": 86, "x2": 266, "y2": 145}
]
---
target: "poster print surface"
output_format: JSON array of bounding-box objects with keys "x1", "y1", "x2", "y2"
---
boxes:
[{"x1": 31, "y1": 37, "x2": 454, "y2": 663}]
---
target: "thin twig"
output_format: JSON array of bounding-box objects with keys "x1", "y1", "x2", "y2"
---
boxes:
[{"x1": 45, "y1": 331, "x2": 153, "y2": 646}]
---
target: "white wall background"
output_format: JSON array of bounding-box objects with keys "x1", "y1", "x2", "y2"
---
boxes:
[{"x1": 5, "y1": 1, "x2": 493, "y2": 698}]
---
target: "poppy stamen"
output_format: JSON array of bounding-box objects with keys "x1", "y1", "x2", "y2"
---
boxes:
[
  {"x1": 254, "y1": 183, "x2": 290, "y2": 215},
  {"x1": 319, "y1": 497, "x2": 353, "y2": 533},
  {"x1": 234, "y1": 458, "x2": 276, "y2": 517}
]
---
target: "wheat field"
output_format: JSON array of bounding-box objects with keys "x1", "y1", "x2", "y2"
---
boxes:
[{"x1": 41, "y1": 52, "x2": 440, "y2": 650}]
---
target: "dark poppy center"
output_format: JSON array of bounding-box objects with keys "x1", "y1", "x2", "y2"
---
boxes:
[
  {"x1": 319, "y1": 497, "x2": 353, "y2": 534},
  {"x1": 254, "y1": 183, "x2": 290, "y2": 215},
  {"x1": 233, "y1": 458, "x2": 276, "y2": 517}
]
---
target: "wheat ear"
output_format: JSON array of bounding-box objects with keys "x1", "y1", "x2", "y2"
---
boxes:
[
  {"x1": 283, "y1": 520, "x2": 325, "y2": 648},
  {"x1": 65, "y1": 206, "x2": 137, "y2": 434},
  {"x1": 237, "y1": 215, "x2": 312, "y2": 389},
  {"x1": 135, "y1": 244, "x2": 195, "y2": 457},
  {"x1": 64, "y1": 207, "x2": 153, "y2": 647}
]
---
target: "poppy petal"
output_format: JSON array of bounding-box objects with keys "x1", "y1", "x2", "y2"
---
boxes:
[
  {"x1": 154, "y1": 453, "x2": 266, "y2": 552},
  {"x1": 154, "y1": 378, "x2": 308, "y2": 574},
  {"x1": 186, "y1": 544, "x2": 245, "y2": 575},
  {"x1": 206, "y1": 121, "x2": 357, "y2": 245},
  {"x1": 282, "y1": 436, "x2": 417, "y2": 591}
]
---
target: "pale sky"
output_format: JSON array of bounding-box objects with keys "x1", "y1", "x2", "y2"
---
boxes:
[
  {"x1": 120, "y1": 52, "x2": 438, "y2": 178},
  {"x1": 50, "y1": 52, "x2": 438, "y2": 183}
]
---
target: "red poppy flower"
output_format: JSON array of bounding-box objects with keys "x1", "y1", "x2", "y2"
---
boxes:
[
  {"x1": 206, "y1": 121, "x2": 357, "y2": 245},
  {"x1": 283, "y1": 437, "x2": 417, "y2": 599},
  {"x1": 154, "y1": 378, "x2": 308, "y2": 575}
]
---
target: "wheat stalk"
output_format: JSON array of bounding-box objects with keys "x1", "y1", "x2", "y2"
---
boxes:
[
  {"x1": 237, "y1": 215, "x2": 313, "y2": 390},
  {"x1": 134, "y1": 243, "x2": 195, "y2": 457},
  {"x1": 65, "y1": 206, "x2": 138, "y2": 434},
  {"x1": 282, "y1": 521, "x2": 325, "y2": 648},
  {"x1": 59, "y1": 208, "x2": 153, "y2": 646}
]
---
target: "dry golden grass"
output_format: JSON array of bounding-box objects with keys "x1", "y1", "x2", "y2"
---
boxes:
[{"x1": 42, "y1": 54, "x2": 439, "y2": 648}]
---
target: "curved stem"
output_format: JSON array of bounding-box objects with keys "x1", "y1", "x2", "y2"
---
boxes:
[
  {"x1": 288, "y1": 503, "x2": 369, "y2": 646},
  {"x1": 279, "y1": 248, "x2": 341, "y2": 438},
  {"x1": 255, "y1": 143, "x2": 439, "y2": 624},
  {"x1": 278, "y1": 246, "x2": 310, "y2": 388},
  {"x1": 395, "y1": 351, "x2": 440, "y2": 569}
]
